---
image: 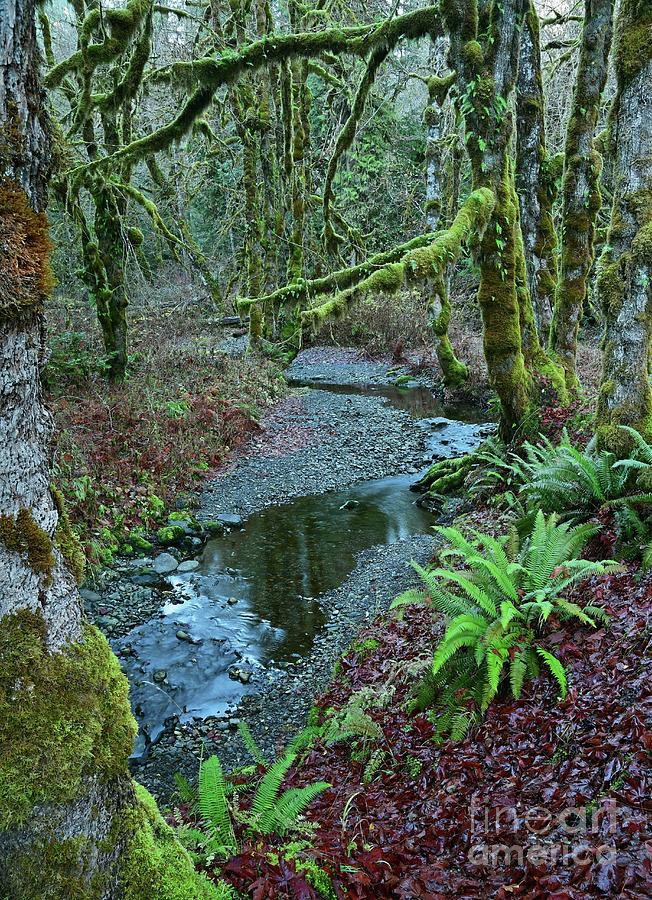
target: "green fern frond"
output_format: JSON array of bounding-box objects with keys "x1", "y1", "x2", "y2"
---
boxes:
[
  {"x1": 198, "y1": 756, "x2": 237, "y2": 855},
  {"x1": 390, "y1": 588, "x2": 426, "y2": 611},
  {"x1": 536, "y1": 647, "x2": 568, "y2": 699},
  {"x1": 252, "y1": 752, "x2": 297, "y2": 831},
  {"x1": 262, "y1": 783, "x2": 330, "y2": 836},
  {"x1": 237, "y1": 721, "x2": 268, "y2": 767},
  {"x1": 509, "y1": 647, "x2": 529, "y2": 699},
  {"x1": 173, "y1": 772, "x2": 197, "y2": 805}
]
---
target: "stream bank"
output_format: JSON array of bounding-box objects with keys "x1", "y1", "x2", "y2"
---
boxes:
[{"x1": 82, "y1": 348, "x2": 493, "y2": 803}]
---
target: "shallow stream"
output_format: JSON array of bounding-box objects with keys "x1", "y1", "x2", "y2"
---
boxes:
[{"x1": 119, "y1": 383, "x2": 492, "y2": 757}]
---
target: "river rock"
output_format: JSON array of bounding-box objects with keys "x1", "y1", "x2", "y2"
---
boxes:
[
  {"x1": 177, "y1": 560, "x2": 199, "y2": 573},
  {"x1": 153, "y1": 553, "x2": 178, "y2": 574},
  {"x1": 215, "y1": 513, "x2": 243, "y2": 526}
]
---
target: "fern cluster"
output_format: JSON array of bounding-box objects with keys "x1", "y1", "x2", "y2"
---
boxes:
[
  {"x1": 178, "y1": 724, "x2": 329, "y2": 863},
  {"x1": 470, "y1": 427, "x2": 652, "y2": 560},
  {"x1": 392, "y1": 511, "x2": 615, "y2": 739}
]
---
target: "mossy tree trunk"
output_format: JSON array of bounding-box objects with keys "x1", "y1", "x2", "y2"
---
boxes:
[
  {"x1": 423, "y1": 48, "x2": 468, "y2": 389},
  {"x1": 596, "y1": 2, "x2": 652, "y2": 450},
  {"x1": 93, "y1": 185, "x2": 130, "y2": 383},
  {"x1": 0, "y1": 3, "x2": 229, "y2": 896},
  {"x1": 551, "y1": 0, "x2": 614, "y2": 390},
  {"x1": 516, "y1": 1, "x2": 558, "y2": 344},
  {"x1": 443, "y1": 0, "x2": 533, "y2": 437}
]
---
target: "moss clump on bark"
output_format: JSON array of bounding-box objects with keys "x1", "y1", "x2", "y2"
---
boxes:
[
  {"x1": 116, "y1": 783, "x2": 232, "y2": 899},
  {"x1": 52, "y1": 485, "x2": 86, "y2": 584},
  {"x1": 0, "y1": 181, "x2": 54, "y2": 320},
  {"x1": 613, "y1": 1, "x2": 652, "y2": 87},
  {"x1": 2, "y1": 836, "x2": 102, "y2": 899},
  {"x1": 0, "y1": 507, "x2": 55, "y2": 584},
  {"x1": 0, "y1": 611, "x2": 137, "y2": 830}
]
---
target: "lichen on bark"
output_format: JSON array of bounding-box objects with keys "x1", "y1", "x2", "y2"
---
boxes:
[
  {"x1": 596, "y1": 1, "x2": 652, "y2": 451},
  {"x1": 550, "y1": 0, "x2": 614, "y2": 391}
]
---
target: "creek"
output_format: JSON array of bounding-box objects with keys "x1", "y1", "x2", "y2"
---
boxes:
[{"x1": 118, "y1": 383, "x2": 491, "y2": 757}]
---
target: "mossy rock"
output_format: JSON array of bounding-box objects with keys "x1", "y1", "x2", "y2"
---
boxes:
[
  {"x1": 128, "y1": 530, "x2": 153, "y2": 553},
  {"x1": 393, "y1": 374, "x2": 413, "y2": 387},
  {"x1": 202, "y1": 521, "x2": 225, "y2": 536},
  {"x1": 156, "y1": 525, "x2": 186, "y2": 546}
]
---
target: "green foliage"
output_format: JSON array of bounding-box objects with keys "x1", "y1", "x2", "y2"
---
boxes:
[
  {"x1": 472, "y1": 429, "x2": 652, "y2": 535},
  {"x1": 198, "y1": 756, "x2": 238, "y2": 858},
  {"x1": 44, "y1": 330, "x2": 110, "y2": 385},
  {"x1": 392, "y1": 511, "x2": 615, "y2": 738},
  {"x1": 190, "y1": 727, "x2": 329, "y2": 861}
]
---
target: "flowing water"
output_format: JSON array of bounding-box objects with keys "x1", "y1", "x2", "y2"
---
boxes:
[{"x1": 119, "y1": 384, "x2": 492, "y2": 757}]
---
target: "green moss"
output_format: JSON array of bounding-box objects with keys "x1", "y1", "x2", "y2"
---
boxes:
[
  {"x1": 0, "y1": 182, "x2": 54, "y2": 321},
  {"x1": 412, "y1": 455, "x2": 474, "y2": 495},
  {"x1": 127, "y1": 226, "x2": 144, "y2": 246},
  {"x1": 52, "y1": 486, "x2": 86, "y2": 584},
  {"x1": 117, "y1": 783, "x2": 232, "y2": 899},
  {"x1": 156, "y1": 525, "x2": 185, "y2": 545},
  {"x1": 1, "y1": 836, "x2": 100, "y2": 899},
  {"x1": 614, "y1": 2, "x2": 652, "y2": 87},
  {"x1": 0, "y1": 611, "x2": 136, "y2": 830},
  {"x1": 352, "y1": 638, "x2": 380, "y2": 660},
  {"x1": 128, "y1": 530, "x2": 153, "y2": 553},
  {"x1": 426, "y1": 72, "x2": 456, "y2": 104},
  {"x1": 0, "y1": 507, "x2": 55, "y2": 584},
  {"x1": 302, "y1": 189, "x2": 495, "y2": 332},
  {"x1": 462, "y1": 39, "x2": 483, "y2": 69}
]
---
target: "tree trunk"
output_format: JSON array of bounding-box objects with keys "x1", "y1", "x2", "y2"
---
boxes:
[
  {"x1": 516, "y1": 1, "x2": 558, "y2": 344},
  {"x1": 551, "y1": 0, "x2": 614, "y2": 390},
  {"x1": 423, "y1": 39, "x2": 468, "y2": 389},
  {"x1": 443, "y1": 0, "x2": 534, "y2": 437},
  {"x1": 0, "y1": 2, "x2": 227, "y2": 896},
  {"x1": 596, "y1": 2, "x2": 652, "y2": 450},
  {"x1": 94, "y1": 187, "x2": 130, "y2": 383}
]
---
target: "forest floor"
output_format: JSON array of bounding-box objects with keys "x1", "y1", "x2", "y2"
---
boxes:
[{"x1": 205, "y1": 563, "x2": 651, "y2": 898}]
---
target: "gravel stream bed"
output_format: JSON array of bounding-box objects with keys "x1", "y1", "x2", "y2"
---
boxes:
[
  {"x1": 134, "y1": 535, "x2": 435, "y2": 803},
  {"x1": 83, "y1": 349, "x2": 482, "y2": 805}
]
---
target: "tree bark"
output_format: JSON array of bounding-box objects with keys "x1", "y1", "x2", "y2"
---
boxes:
[
  {"x1": 0, "y1": 2, "x2": 228, "y2": 896},
  {"x1": 516, "y1": 1, "x2": 558, "y2": 344},
  {"x1": 596, "y1": 2, "x2": 652, "y2": 450},
  {"x1": 551, "y1": 0, "x2": 614, "y2": 390},
  {"x1": 424, "y1": 46, "x2": 468, "y2": 389}
]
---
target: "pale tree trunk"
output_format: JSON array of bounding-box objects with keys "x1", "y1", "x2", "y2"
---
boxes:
[
  {"x1": 516, "y1": 1, "x2": 558, "y2": 344},
  {"x1": 551, "y1": 0, "x2": 614, "y2": 390},
  {"x1": 596, "y1": 2, "x2": 652, "y2": 451},
  {"x1": 0, "y1": 2, "x2": 224, "y2": 896},
  {"x1": 424, "y1": 38, "x2": 468, "y2": 388}
]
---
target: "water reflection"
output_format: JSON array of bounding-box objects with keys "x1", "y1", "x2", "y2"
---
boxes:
[
  {"x1": 287, "y1": 379, "x2": 492, "y2": 423},
  {"x1": 121, "y1": 473, "x2": 433, "y2": 755}
]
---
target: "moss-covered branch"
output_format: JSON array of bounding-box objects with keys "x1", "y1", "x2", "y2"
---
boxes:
[
  {"x1": 322, "y1": 45, "x2": 390, "y2": 253},
  {"x1": 238, "y1": 228, "x2": 452, "y2": 312},
  {"x1": 45, "y1": 0, "x2": 153, "y2": 89},
  {"x1": 301, "y1": 187, "x2": 495, "y2": 330},
  {"x1": 66, "y1": 5, "x2": 441, "y2": 177}
]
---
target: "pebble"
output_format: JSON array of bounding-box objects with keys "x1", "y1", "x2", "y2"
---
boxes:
[
  {"x1": 153, "y1": 553, "x2": 178, "y2": 574},
  {"x1": 177, "y1": 560, "x2": 199, "y2": 573}
]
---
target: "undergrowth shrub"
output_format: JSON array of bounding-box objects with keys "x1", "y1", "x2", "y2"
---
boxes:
[
  {"x1": 391, "y1": 511, "x2": 616, "y2": 740},
  {"x1": 47, "y1": 309, "x2": 284, "y2": 567}
]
